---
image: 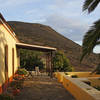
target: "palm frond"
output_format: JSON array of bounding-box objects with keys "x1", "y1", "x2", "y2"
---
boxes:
[
  {"x1": 83, "y1": 0, "x2": 100, "y2": 13},
  {"x1": 80, "y1": 19, "x2": 100, "y2": 62},
  {"x1": 88, "y1": 0, "x2": 100, "y2": 13},
  {"x1": 83, "y1": 0, "x2": 93, "y2": 11}
]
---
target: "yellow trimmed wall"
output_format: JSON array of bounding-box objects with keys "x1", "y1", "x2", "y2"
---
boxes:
[{"x1": 0, "y1": 22, "x2": 18, "y2": 87}]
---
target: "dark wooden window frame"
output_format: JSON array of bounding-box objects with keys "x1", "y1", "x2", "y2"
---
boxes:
[
  {"x1": 5, "y1": 44, "x2": 8, "y2": 81},
  {"x1": 12, "y1": 48, "x2": 14, "y2": 76}
]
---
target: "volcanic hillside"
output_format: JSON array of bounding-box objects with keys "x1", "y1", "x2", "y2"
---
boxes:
[{"x1": 8, "y1": 21, "x2": 99, "y2": 71}]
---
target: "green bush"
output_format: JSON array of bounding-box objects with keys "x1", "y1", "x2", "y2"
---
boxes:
[
  {"x1": 71, "y1": 75, "x2": 78, "y2": 78},
  {"x1": 53, "y1": 51, "x2": 74, "y2": 72},
  {"x1": 84, "y1": 81, "x2": 91, "y2": 85},
  {"x1": 94, "y1": 86, "x2": 100, "y2": 91},
  {"x1": 17, "y1": 68, "x2": 28, "y2": 75},
  {"x1": 0, "y1": 94, "x2": 13, "y2": 100},
  {"x1": 65, "y1": 72, "x2": 69, "y2": 75}
]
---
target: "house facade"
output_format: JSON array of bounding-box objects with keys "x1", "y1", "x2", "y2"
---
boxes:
[
  {"x1": 0, "y1": 13, "x2": 56, "y2": 93},
  {"x1": 0, "y1": 13, "x2": 20, "y2": 93}
]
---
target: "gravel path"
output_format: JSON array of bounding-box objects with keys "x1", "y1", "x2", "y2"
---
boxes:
[{"x1": 14, "y1": 75, "x2": 76, "y2": 100}]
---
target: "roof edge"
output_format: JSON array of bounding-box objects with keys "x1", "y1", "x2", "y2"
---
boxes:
[
  {"x1": 0, "y1": 13, "x2": 20, "y2": 42},
  {"x1": 16, "y1": 42, "x2": 57, "y2": 51}
]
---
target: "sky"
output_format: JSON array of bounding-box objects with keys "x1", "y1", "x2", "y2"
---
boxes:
[{"x1": 0, "y1": 0, "x2": 100, "y2": 53}]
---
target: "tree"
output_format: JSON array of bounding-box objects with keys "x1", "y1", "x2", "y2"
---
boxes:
[
  {"x1": 81, "y1": 0, "x2": 100, "y2": 74},
  {"x1": 53, "y1": 51, "x2": 73, "y2": 72},
  {"x1": 80, "y1": 20, "x2": 100, "y2": 61},
  {"x1": 81, "y1": 0, "x2": 100, "y2": 61}
]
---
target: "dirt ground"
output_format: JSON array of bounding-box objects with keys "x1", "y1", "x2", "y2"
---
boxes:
[{"x1": 14, "y1": 75, "x2": 76, "y2": 100}]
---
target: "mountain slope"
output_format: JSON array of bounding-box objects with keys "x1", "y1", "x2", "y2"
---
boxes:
[{"x1": 8, "y1": 21, "x2": 99, "y2": 71}]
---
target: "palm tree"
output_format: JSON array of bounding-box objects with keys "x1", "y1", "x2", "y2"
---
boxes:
[
  {"x1": 83, "y1": 0, "x2": 100, "y2": 13},
  {"x1": 80, "y1": 0, "x2": 100, "y2": 61}
]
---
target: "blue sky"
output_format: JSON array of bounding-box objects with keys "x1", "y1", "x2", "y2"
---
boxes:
[{"x1": 0, "y1": 0, "x2": 100, "y2": 53}]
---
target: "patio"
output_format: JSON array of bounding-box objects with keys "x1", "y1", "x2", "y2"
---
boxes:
[{"x1": 14, "y1": 75, "x2": 75, "y2": 100}]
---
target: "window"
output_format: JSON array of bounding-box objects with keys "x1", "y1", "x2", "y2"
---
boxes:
[
  {"x1": 5, "y1": 45, "x2": 8, "y2": 81},
  {"x1": 12, "y1": 48, "x2": 14, "y2": 76}
]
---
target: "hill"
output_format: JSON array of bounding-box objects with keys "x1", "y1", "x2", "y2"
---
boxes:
[{"x1": 8, "y1": 21, "x2": 99, "y2": 71}]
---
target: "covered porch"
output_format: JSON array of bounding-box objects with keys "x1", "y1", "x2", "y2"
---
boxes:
[{"x1": 16, "y1": 42, "x2": 56, "y2": 77}]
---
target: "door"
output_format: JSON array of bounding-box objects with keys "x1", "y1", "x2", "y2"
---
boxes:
[{"x1": 12, "y1": 48, "x2": 14, "y2": 76}]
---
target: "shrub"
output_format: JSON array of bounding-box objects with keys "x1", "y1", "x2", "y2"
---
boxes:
[
  {"x1": 53, "y1": 51, "x2": 73, "y2": 72},
  {"x1": 0, "y1": 94, "x2": 13, "y2": 100},
  {"x1": 17, "y1": 68, "x2": 28, "y2": 75},
  {"x1": 84, "y1": 81, "x2": 91, "y2": 85},
  {"x1": 71, "y1": 75, "x2": 78, "y2": 78},
  {"x1": 65, "y1": 72, "x2": 68, "y2": 75},
  {"x1": 94, "y1": 86, "x2": 100, "y2": 91}
]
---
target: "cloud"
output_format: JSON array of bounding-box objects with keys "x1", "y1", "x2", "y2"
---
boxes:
[
  {"x1": 43, "y1": 14, "x2": 89, "y2": 41},
  {"x1": 1, "y1": 0, "x2": 100, "y2": 44},
  {"x1": 0, "y1": 0, "x2": 38, "y2": 7},
  {"x1": 26, "y1": 10, "x2": 37, "y2": 15},
  {"x1": 48, "y1": 0, "x2": 83, "y2": 15}
]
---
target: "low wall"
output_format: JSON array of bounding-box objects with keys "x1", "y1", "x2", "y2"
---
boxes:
[
  {"x1": 66, "y1": 72, "x2": 100, "y2": 78},
  {"x1": 89, "y1": 78, "x2": 100, "y2": 87},
  {"x1": 56, "y1": 72, "x2": 65, "y2": 83},
  {"x1": 56, "y1": 72, "x2": 100, "y2": 100}
]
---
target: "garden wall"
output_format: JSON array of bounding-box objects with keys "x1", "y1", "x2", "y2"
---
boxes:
[{"x1": 56, "y1": 72, "x2": 100, "y2": 100}]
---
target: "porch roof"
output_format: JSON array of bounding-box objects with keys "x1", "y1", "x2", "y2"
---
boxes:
[{"x1": 16, "y1": 43, "x2": 56, "y2": 52}]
